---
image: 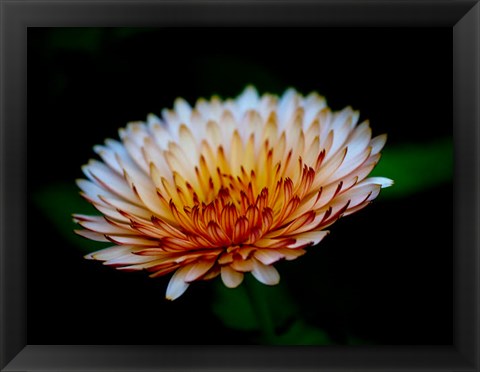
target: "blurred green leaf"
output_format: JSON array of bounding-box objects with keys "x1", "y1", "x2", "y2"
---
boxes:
[
  {"x1": 371, "y1": 137, "x2": 453, "y2": 198},
  {"x1": 32, "y1": 183, "x2": 109, "y2": 253},
  {"x1": 275, "y1": 319, "x2": 331, "y2": 345},
  {"x1": 211, "y1": 279, "x2": 259, "y2": 331},
  {"x1": 211, "y1": 275, "x2": 298, "y2": 336}
]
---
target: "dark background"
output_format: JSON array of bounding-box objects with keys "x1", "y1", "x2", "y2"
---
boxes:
[{"x1": 27, "y1": 28, "x2": 453, "y2": 345}]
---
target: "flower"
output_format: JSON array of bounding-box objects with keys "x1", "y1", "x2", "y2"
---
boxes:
[{"x1": 74, "y1": 86, "x2": 393, "y2": 300}]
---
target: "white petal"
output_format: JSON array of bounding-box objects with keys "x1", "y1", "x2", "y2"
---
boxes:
[
  {"x1": 76, "y1": 218, "x2": 133, "y2": 235},
  {"x1": 82, "y1": 160, "x2": 139, "y2": 204},
  {"x1": 75, "y1": 229, "x2": 109, "y2": 242},
  {"x1": 370, "y1": 134, "x2": 387, "y2": 155},
  {"x1": 237, "y1": 85, "x2": 259, "y2": 114},
  {"x1": 331, "y1": 183, "x2": 382, "y2": 211},
  {"x1": 174, "y1": 97, "x2": 192, "y2": 124},
  {"x1": 166, "y1": 268, "x2": 191, "y2": 300},
  {"x1": 149, "y1": 119, "x2": 173, "y2": 150},
  {"x1": 76, "y1": 179, "x2": 115, "y2": 205},
  {"x1": 312, "y1": 148, "x2": 347, "y2": 188},
  {"x1": 143, "y1": 138, "x2": 171, "y2": 179},
  {"x1": 84, "y1": 245, "x2": 131, "y2": 260},
  {"x1": 251, "y1": 260, "x2": 280, "y2": 285},
  {"x1": 178, "y1": 124, "x2": 199, "y2": 165},
  {"x1": 220, "y1": 110, "x2": 240, "y2": 154},
  {"x1": 99, "y1": 195, "x2": 153, "y2": 220},
  {"x1": 361, "y1": 176, "x2": 394, "y2": 188},
  {"x1": 161, "y1": 109, "x2": 181, "y2": 140},
  {"x1": 278, "y1": 88, "x2": 298, "y2": 130},
  {"x1": 221, "y1": 266, "x2": 244, "y2": 288},
  {"x1": 122, "y1": 137, "x2": 150, "y2": 174},
  {"x1": 122, "y1": 122, "x2": 149, "y2": 146},
  {"x1": 93, "y1": 144, "x2": 123, "y2": 175},
  {"x1": 324, "y1": 108, "x2": 356, "y2": 157},
  {"x1": 329, "y1": 146, "x2": 372, "y2": 183},
  {"x1": 344, "y1": 121, "x2": 372, "y2": 162},
  {"x1": 303, "y1": 92, "x2": 327, "y2": 129},
  {"x1": 104, "y1": 253, "x2": 158, "y2": 266},
  {"x1": 105, "y1": 235, "x2": 159, "y2": 247}
]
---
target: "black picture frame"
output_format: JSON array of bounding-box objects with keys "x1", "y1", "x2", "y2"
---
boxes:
[{"x1": 1, "y1": 1, "x2": 479, "y2": 371}]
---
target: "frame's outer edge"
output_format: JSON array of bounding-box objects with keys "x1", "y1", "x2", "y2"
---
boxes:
[
  {"x1": 0, "y1": 0, "x2": 4, "y2": 368},
  {"x1": 0, "y1": 0, "x2": 479, "y2": 371},
  {"x1": 453, "y1": 1, "x2": 480, "y2": 370},
  {"x1": 0, "y1": 1, "x2": 28, "y2": 370}
]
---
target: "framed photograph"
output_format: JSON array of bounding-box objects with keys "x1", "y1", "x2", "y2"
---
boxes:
[{"x1": 1, "y1": 1, "x2": 479, "y2": 371}]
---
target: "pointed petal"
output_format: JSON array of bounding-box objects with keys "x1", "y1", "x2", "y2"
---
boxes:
[
  {"x1": 84, "y1": 245, "x2": 132, "y2": 260},
  {"x1": 166, "y1": 268, "x2": 191, "y2": 300}
]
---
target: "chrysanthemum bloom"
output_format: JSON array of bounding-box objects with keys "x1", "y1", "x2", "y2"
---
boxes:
[{"x1": 74, "y1": 87, "x2": 393, "y2": 300}]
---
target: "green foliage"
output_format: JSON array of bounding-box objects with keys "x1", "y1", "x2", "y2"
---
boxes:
[
  {"x1": 211, "y1": 279, "x2": 259, "y2": 331},
  {"x1": 211, "y1": 274, "x2": 298, "y2": 334},
  {"x1": 275, "y1": 319, "x2": 331, "y2": 345},
  {"x1": 32, "y1": 184, "x2": 109, "y2": 253},
  {"x1": 211, "y1": 275, "x2": 332, "y2": 345},
  {"x1": 371, "y1": 137, "x2": 453, "y2": 198}
]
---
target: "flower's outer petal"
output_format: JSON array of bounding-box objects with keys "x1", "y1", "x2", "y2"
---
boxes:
[
  {"x1": 254, "y1": 249, "x2": 285, "y2": 265},
  {"x1": 286, "y1": 230, "x2": 330, "y2": 249},
  {"x1": 221, "y1": 265, "x2": 244, "y2": 288},
  {"x1": 84, "y1": 245, "x2": 133, "y2": 260},
  {"x1": 174, "y1": 97, "x2": 192, "y2": 124},
  {"x1": 325, "y1": 109, "x2": 356, "y2": 158},
  {"x1": 303, "y1": 92, "x2": 327, "y2": 129},
  {"x1": 237, "y1": 85, "x2": 259, "y2": 114},
  {"x1": 148, "y1": 116, "x2": 173, "y2": 150},
  {"x1": 99, "y1": 195, "x2": 153, "y2": 220},
  {"x1": 184, "y1": 259, "x2": 217, "y2": 283},
  {"x1": 277, "y1": 248, "x2": 307, "y2": 260},
  {"x1": 93, "y1": 144, "x2": 123, "y2": 175},
  {"x1": 74, "y1": 217, "x2": 134, "y2": 235},
  {"x1": 251, "y1": 260, "x2": 280, "y2": 285},
  {"x1": 76, "y1": 179, "x2": 116, "y2": 205},
  {"x1": 361, "y1": 177, "x2": 394, "y2": 188},
  {"x1": 104, "y1": 253, "x2": 159, "y2": 266},
  {"x1": 338, "y1": 183, "x2": 382, "y2": 208},
  {"x1": 277, "y1": 88, "x2": 299, "y2": 131},
  {"x1": 74, "y1": 229, "x2": 110, "y2": 242},
  {"x1": 166, "y1": 267, "x2": 191, "y2": 300},
  {"x1": 313, "y1": 147, "x2": 348, "y2": 186},
  {"x1": 330, "y1": 146, "x2": 372, "y2": 183},
  {"x1": 82, "y1": 160, "x2": 140, "y2": 205},
  {"x1": 370, "y1": 134, "x2": 387, "y2": 155},
  {"x1": 344, "y1": 121, "x2": 372, "y2": 162},
  {"x1": 105, "y1": 235, "x2": 159, "y2": 247}
]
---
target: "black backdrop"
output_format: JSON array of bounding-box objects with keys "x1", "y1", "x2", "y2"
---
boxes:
[{"x1": 27, "y1": 28, "x2": 453, "y2": 345}]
